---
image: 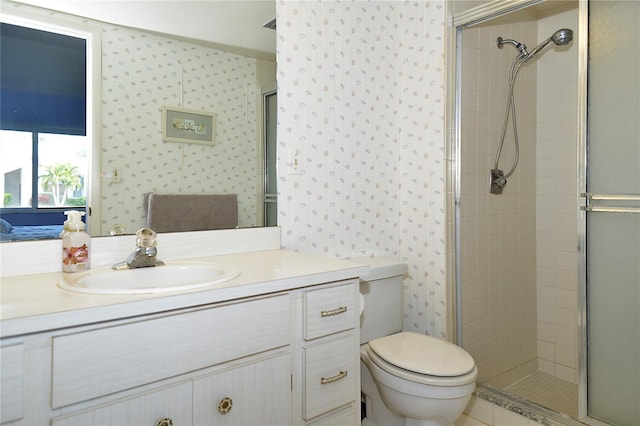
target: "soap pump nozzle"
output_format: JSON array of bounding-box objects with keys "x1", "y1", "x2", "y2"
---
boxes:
[{"x1": 64, "y1": 210, "x2": 86, "y2": 231}]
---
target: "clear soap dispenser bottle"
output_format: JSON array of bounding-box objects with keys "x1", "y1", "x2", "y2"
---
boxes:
[{"x1": 62, "y1": 210, "x2": 90, "y2": 272}]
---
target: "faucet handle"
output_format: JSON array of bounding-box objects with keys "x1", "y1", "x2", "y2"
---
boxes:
[{"x1": 135, "y1": 228, "x2": 158, "y2": 248}]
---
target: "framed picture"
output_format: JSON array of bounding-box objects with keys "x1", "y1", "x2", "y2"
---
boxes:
[{"x1": 162, "y1": 106, "x2": 216, "y2": 145}]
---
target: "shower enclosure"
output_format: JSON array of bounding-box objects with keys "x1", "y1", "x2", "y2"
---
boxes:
[{"x1": 448, "y1": 0, "x2": 639, "y2": 424}]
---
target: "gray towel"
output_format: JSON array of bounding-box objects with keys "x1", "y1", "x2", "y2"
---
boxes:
[{"x1": 144, "y1": 193, "x2": 238, "y2": 233}]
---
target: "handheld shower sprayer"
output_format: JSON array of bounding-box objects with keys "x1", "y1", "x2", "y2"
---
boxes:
[
  {"x1": 527, "y1": 28, "x2": 573, "y2": 58},
  {"x1": 496, "y1": 28, "x2": 573, "y2": 60},
  {"x1": 490, "y1": 28, "x2": 573, "y2": 194}
]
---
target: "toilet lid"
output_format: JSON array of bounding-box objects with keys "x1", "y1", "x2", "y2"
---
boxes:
[{"x1": 368, "y1": 332, "x2": 475, "y2": 377}]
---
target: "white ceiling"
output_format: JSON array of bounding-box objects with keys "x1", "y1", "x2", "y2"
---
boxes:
[{"x1": 10, "y1": 0, "x2": 276, "y2": 60}]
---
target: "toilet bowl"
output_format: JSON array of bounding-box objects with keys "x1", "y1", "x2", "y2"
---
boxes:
[
  {"x1": 355, "y1": 257, "x2": 477, "y2": 426},
  {"x1": 362, "y1": 332, "x2": 477, "y2": 426}
]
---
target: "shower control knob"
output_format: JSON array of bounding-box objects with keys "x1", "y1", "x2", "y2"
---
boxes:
[{"x1": 490, "y1": 169, "x2": 508, "y2": 194}]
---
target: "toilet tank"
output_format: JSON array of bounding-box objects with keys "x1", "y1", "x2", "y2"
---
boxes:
[{"x1": 352, "y1": 257, "x2": 408, "y2": 344}]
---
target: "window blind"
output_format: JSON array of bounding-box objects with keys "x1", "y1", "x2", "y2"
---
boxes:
[{"x1": 1, "y1": 23, "x2": 86, "y2": 135}]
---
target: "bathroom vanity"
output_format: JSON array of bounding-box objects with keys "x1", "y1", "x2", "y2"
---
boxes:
[{"x1": 0, "y1": 248, "x2": 367, "y2": 426}]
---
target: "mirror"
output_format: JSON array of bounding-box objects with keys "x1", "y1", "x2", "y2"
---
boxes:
[{"x1": 0, "y1": 0, "x2": 276, "y2": 241}]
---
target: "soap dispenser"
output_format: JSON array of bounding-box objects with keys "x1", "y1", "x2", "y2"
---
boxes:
[{"x1": 62, "y1": 210, "x2": 90, "y2": 272}]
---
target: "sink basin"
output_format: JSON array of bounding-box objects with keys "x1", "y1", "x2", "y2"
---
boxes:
[{"x1": 58, "y1": 263, "x2": 241, "y2": 295}]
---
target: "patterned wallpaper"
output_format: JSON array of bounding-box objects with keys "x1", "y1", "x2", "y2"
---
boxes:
[
  {"x1": 101, "y1": 25, "x2": 266, "y2": 234},
  {"x1": 8, "y1": 0, "x2": 451, "y2": 339},
  {"x1": 276, "y1": 1, "x2": 449, "y2": 337}
]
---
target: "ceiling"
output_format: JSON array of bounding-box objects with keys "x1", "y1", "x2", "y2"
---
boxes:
[{"x1": 10, "y1": 0, "x2": 276, "y2": 60}]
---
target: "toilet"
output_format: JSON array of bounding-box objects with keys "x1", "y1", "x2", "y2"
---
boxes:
[{"x1": 355, "y1": 257, "x2": 477, "y2": 426}]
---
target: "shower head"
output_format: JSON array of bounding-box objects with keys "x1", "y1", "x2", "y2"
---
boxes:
[
  {"x1": 527, "y1": 28, "x2": 573, "y2": 58},
  {"x1": 551, "y1": 28, "x2": 573, "y2": 45}
]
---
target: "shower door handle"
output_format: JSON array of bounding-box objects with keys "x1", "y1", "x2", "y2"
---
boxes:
[{"x1": 581, "y1": 193, "x2": 640, "y2": 213}]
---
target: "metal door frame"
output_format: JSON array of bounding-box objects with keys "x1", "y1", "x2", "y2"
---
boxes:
[{"x1": 447, "y1": 1, "x2": 598, "y2": 424}]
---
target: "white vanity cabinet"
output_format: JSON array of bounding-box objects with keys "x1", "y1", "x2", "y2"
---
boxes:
[
  {"x1": 1, "y1": 278, "x2": 361, "y2": 426},
  {"x1": 44, "y1": 294, "x2": 291, "y2": 426}
]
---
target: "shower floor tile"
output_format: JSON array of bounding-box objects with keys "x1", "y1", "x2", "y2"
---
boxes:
[{"x1": 504, "y1": 372, "x2": 578, "y2": 419}]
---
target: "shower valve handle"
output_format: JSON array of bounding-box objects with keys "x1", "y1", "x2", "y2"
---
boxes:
[{"x1": 490, "y1": 169, "x2": 507, "y2": 194}]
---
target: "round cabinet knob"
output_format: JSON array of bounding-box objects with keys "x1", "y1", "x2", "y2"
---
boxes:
[
  {"x1": 156, "y1": 418, "x2": 173, "y2": 426},
  {"x1": 218, "y1": 396, "x2": 233, "y2": 415}
]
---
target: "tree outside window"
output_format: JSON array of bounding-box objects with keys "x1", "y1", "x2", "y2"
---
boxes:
[{"x1": 39, "y1": 163, "x2": 82, "y2": 207}]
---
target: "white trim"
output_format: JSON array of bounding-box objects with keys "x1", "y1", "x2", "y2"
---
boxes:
[
  {"x1": 1, "y1": 1, "x2": 100, "y2": 40},
  {"x1": 87, "y1": 18, "x2": 102, "y2": 237},
  {"x1": 453, "y1": 0, "x2": 544, "y2": 28}
]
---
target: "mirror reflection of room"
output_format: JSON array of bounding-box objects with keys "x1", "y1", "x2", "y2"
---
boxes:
[{"x1": 0, "y1": 1, "x2": 276, "y2": 242}]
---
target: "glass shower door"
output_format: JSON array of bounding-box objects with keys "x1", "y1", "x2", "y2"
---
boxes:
[{"x1": 586, "y1": 1, "x2": 640, "y2": 424}]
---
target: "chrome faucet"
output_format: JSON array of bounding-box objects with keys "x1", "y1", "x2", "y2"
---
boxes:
[{"x1": 112, "y1": 228, "x2": 165, "y2": 270}]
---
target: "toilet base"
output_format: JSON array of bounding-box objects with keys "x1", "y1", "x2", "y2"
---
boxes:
[
  {"x1": 361, "y1": 358, "x2": 404, "y2": 426},
  {"x1": 361, "y1": 356, "x2": 470, "y2": 426}
]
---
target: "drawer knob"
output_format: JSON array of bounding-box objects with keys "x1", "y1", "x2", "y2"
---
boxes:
[
  {"x1": 320, "y1": 370, "x2": 348, "y2": 385},
  {"x1": 156, "y1": 418, "x2": 173, "y2": 426},
  {"x1": 320, "y1": 306, "x2": 347, "y2": 317},
  {"x1": 218, "y1": 396, "x2": 233, "y2": 414}
]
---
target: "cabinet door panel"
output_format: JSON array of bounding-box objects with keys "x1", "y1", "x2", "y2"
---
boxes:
[
  {"x1": 193, "y1": 354, "x2": 291, "y2": 426},
  {"x1": 51, "y1": 382, "x2": 192, "y2": 426},
  {"x1": 0, "y1": 344, "x2": 24, "y2": 424}
]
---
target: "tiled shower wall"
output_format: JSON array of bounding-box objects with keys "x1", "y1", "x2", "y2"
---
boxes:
[
  {"x1": 460, "y1": 4, "x2": 579, "y2": 384},
  {"x1": 535, "y1": 5, "x2": 579, "y2": 384},
  {"x1": 459, "y1": 16, "x2": 539, "y2": 383}
]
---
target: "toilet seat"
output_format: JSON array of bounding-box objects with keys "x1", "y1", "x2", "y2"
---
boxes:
[{"x1": 367, "y1": 332, "x2": 477, "y2": 387}]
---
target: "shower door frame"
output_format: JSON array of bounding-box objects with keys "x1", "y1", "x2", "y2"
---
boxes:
[{"x1": 446, "y1": 0, "x2": 594, "y2": 423}]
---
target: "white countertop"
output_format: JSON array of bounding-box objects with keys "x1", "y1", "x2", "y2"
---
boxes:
[{"x1": 0, "y1": 250, "x2": 368, "y2": 338}]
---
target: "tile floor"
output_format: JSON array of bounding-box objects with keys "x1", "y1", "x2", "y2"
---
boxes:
[
  {"x1": 504, "y1": 372, "x2": 578, "y2": 419},
  {"x1": 459, "y1": 371, "x2": 580, "y2": 426},
  {"x1": 459, "y1": 396, "x2": 546, "y2": 426}
]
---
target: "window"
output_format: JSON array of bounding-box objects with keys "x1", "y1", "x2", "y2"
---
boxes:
[
  {"x1": 1, "y1": 130, "x2": 88, "y2": 208},
  {"x1": 1, "y1": 22, "x2": 88, "y2": 222}
]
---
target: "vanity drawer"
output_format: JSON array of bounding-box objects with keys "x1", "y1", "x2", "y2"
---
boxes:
[
  {"x1": 52, "y1": 294, "x2": 290, "y2": 408},
  {"x1": 304, "y1": 281, "x2": 357, "y2": 340},
  {"x1": 303, "y1": 334, "x2": 357, "y2": 420},
  {"x1": 0, "y1": 343, "x2": 24, "y2": 424}
]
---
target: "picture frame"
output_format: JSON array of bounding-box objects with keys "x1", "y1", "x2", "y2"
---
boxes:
[{"x1": 161, "y1": 106, "x2": 216, "y2": 145}]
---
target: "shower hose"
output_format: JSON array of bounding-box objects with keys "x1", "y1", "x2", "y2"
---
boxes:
[{"x1": 494, "y1": 53, "x2": 528, "y2": 180}]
